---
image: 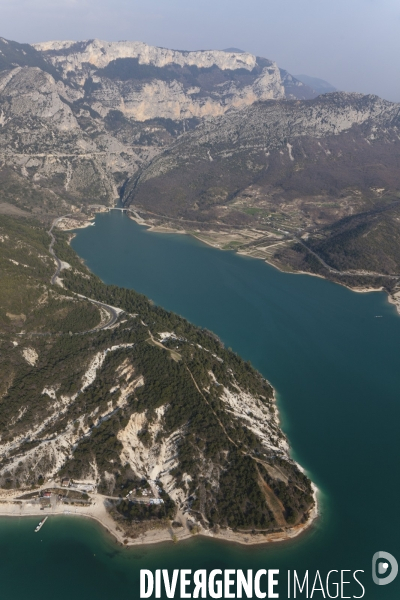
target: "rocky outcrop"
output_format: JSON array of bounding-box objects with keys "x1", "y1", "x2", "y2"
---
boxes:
[
  {"x1": 0, "y1": 67, "x2": 78, "y2": 130},
  {"x1": 0, "y1": 65, "x2": 144, "y2": 209},
  {"x1": 0, "y1": 38, "x2": 317, "y2": 211},
  {"x1": 2, "y1": 36, "x2": 399, "y2": 226},
  {"x1": 32, "y1": 39, "x2": 316, "y2": 121},
  {"x1": 33, "y1": 39, "x2": 260, "y2": 73},
  {"x1": 82, "y1": 69, "x2": 285, "y2": 122}
]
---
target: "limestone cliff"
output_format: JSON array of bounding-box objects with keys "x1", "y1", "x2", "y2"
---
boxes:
[
  {"x1": 0, "y1": 37, "x2": 317, "y2": 212},
  {"x1": 33, "y1": 39, "x2": 316, "y2": 121}
]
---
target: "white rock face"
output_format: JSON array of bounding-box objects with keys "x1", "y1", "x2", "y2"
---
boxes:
[
  {"x1": 32, "y1": 39, "x2": 285, "y2": 121},
  {"x1": 22, "y1": 347, "x2": 38, "y2": 366},
  {"x1": 33, "y1": 39, "x2": 258, "y2": 72},
  {"x1": 117, "y1": 407, "x2": 198, "y2": 506},
  {"x1": 80, "y1": 344, "x2": 135, "y2": 393},
  {"x1": 118, "y1": 405, "x2": 180, "y2": 483},
  {"x1": 220, "y1": 386, "x2": 287, "y2": 455},
  {"x1": 87, "y1": 73, "x2": 284, "y2": 122},
  {"x1": 0, "y1": 67, "x2": 78, "y2": 131},
  {"x1": 0, "y1": 65, "x2": 145, "y2": 205}
]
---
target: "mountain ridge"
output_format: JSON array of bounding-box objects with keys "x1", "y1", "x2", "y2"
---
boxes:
[
  {"x1": 294, "y1": 73, "x2": 337, "y2": 94},
  {"x1": 1, "y1": 36, "x2": 400, "y2": 296},
  {"x1": 0, "y1": 36, "x2": 317, "y2": 217}
]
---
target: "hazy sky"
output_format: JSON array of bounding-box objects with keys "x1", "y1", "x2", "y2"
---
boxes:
[{"x1": 1, "y1": 0, "x2": 399, "y2": 101}]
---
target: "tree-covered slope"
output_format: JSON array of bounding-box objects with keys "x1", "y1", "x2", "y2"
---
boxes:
[{"x1": 0, "y1": 214, "x2": 314, "y2": 533}]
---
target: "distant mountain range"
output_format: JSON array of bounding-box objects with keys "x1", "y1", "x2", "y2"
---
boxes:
[
  {"x1": 222, "y1": 47, "x2": 246, "y2": 53},
  {"x1": 294, "y1": 74, "x2": 337, "y2": 94},
  {"x1": 0, "y1": 36, "x2": 321, "y2": 213},
  {"x1": 0, "y1": 36, "x2": 400, "y2": 295}
]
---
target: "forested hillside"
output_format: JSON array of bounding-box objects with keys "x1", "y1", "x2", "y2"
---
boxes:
[{"x1": 0, "y1": 214, "x2": 314, "y2": 533}]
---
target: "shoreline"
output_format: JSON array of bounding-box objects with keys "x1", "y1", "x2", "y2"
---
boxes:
[
  {"x1": 0, "y1": 205, "x2": 321, "y2": 549},
  {"x1": 70, "y1": 208, "x2": 399, "y2": 318},
  {"x1": 0, "y1": 385, "x2": 319, "y2": 549},
  {"x1": 14, "y1": 206, "x2": 322, "y2": 550},
  {"x1": 0, "y1": 483, "x2": 319, "y2": 548},
  {"x1": 125, "y1": 214, "x2": 400, "y2": 316},
  {"x1": 0, "y1": 383, "x2": 319, "y2": 550}
]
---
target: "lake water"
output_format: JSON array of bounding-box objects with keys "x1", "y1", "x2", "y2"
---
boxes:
[{"x1": 1, "y1": 211, "x2": 399, "y2": 599}]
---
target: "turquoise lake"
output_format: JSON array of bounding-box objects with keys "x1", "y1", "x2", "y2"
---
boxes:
[{"x1": 1, "y1": 211, "x2": 399, "y2": 599}]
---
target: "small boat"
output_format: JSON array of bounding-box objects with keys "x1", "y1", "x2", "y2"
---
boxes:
[
  {"x1": 374, "y1": 315, "x2": 383, "y2": 318},
  {"x1": 34, "y1": 516, "x2": 48, "y2": 532}
]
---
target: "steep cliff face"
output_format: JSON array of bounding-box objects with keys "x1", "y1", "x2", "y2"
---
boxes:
[
  {"x1": 0, "y1": 65, "x2": 149, "y2": 211},
  {"x1": 33, "y1": 39, "x2": 316, "y2": 121},
  {"x1": 0, "y1": 37, "x2": 318, "y2": 213},
  {"x1": 79, "y1": 65, "x2": 284, "y2": 122},
  {"x1": 33, "y1": 39, "x2": 261, "y2": 72},
  {"x1": 0, "y1": 67, "x2": 78, "y2": 130}
]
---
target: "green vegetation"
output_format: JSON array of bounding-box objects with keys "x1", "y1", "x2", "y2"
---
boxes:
[
  {"x1": 116, "y1": 486, "x2": 175, "y2": 522},
  {"x1": 214, "y1": 452, "x2": 275, "y2": 529},
  {"x1": 273, "y1": 202, "x2": 400, "y2": 292},
  {"x1": 0, "y1": 213, "x2": 314, "y2": 531},
  {"x1": 0, "y1": 215, "x2": 101, "y2": 333},
  {"x1": 307, "y1": 203, "x2": 400, "y2": 275}
]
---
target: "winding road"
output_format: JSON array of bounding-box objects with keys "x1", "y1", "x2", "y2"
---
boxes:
[
  {"x1": 48, "y1": 216, "x2": 122, "y2": 332},
  {"x1": 295, "y1": 237, "x2": 400, "y2": 279}
]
